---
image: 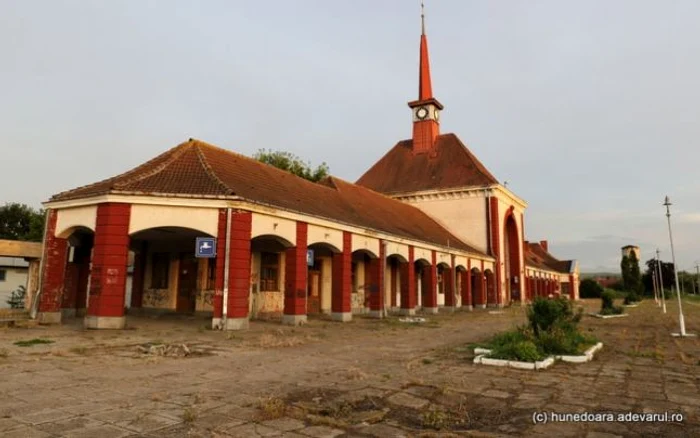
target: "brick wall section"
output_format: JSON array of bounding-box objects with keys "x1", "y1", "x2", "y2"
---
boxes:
[
  {"x1": 422, "y1": 251, "x2": 438, "y2": 308},
  {"x1": 367, "y1": 241, "x2": 385, "y2": 312},
  {"x1": 400, "y1": 246, "x2": 416, "y2": 310},
  {"x1": 331, "y1": 231, "x2": 352, "y2": 313},
  {"x1": 88, "y1": 203, "x2": 130, "y2": 318},
  {"x1": 285, "y1": 222, "x2": 308, "y2": 316},
  {"x1": 39, "y1": 210, "x2": 68, "y2": 313},
  {"x1": 212, "y1": 209, "x2": 227, "y2": 319},
  {"x1": 227, "y1": 211, "x2": 252, "y2": 318},
  {"x1": 489, "y1": 197, "x2": 502, "y2": 305}
]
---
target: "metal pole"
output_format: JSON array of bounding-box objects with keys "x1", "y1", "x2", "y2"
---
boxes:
[
  {"x1": 656, "y1": 249, "x2": 666, "y2": 314},
  {"x1": 664, "y1": 196, "x2": 686, "y2": 336},
  {"x1": 696, "y1": 263, "x2": 699, "y2": 295},
  {"x1": 652, "y1": 269, "x2": 659, "y2": 305}
]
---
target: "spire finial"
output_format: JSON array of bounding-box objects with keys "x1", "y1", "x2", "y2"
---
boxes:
[{"x1": 421, "y1": 1, "x2": 426, "y2": 35}]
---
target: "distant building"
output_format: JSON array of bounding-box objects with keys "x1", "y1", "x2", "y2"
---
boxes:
[
  {"x1": 621, "y1": 245, "x2": 641, "y2": 261},
  {"x1": 0, "y1": 257, "x2": 29, "y2": 308},
  {"x1": 593, "y1": 275, "x2": 621, "y2": 289}
]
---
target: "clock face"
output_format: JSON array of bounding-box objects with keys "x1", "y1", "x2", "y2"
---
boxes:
[{"x1": 416, "y1": 106, "x2": 429, "y2": 120}]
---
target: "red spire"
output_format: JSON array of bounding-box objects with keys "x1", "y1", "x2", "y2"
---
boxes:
[{"x1": 419, "y1": 33, "x2": 433, "y2": 101}]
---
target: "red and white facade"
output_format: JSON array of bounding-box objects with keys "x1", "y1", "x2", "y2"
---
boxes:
[{"x1": 35, "y1": 12, "x2": 578, "y2": 329}]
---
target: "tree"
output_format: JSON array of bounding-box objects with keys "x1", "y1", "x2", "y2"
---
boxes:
[
  {"x1": 6, "y1": 285, "x2": 26, "y2": 309},
  {"x1": 620, "y1": 255, "x2": 631, "y2": 291},
  {"x1": 579, "y1": 278, "x2": 604, "y2": 298},
  {"x1": 253, "y1": 149, "x2": 329, "y2": 182},
  {"x1": 642, "y1": 258, "x2": 675, "y2": 295},
  {"x1": 0, "y1": 203, "x2": 45, "y2": 242},
  {"x1": 628, "y1": 251, "x2": 643, "y2": 294}
]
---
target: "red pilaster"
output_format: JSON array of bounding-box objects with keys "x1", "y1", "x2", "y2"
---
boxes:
[
  {"x1": 367, "y1": 241, "x2": 385, "y2": 313},
  {"x1": 130, "y1": 242, "x2": 147, "y2": 308},
  {"x1": 285, "y1": 222, "x2": 308, "y2": 316},
  {"x1": 568, "y1": 274, "x2": 576, "y2": 300},
  {"x1": 332, "y1": 231, "x2": 352, "y2": 314},
  {"x1": 489, "y1": 197, "x2": 502, "y2": 306},
  {"x1": 227, "y1": 211, "x2": 252, "y2": 318},
  {"x1": 213, "y1": 209, "x2": 227, "y2": 319},
  {"x1": 445, "y1": 255, "x2": 455, "y2": 307},
  {"x1": 400, "y1": 246, "x2": 416, "y2": 310},
  {"x1": 423, "y1": 251, "x2": 438, "y2": 309},
  {"x1": 463, "y1": 259, "x2": 472, "y2": 307},
  {"x1": 39, "y1": 210, "x2": 68, "y2": 315},
  {"x1": 88, "y1": 203, "x2": 130, "y2": 318}
]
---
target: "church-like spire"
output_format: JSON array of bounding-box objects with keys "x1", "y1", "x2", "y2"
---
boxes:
[{"x1": 408, "y1": 1, "x2": 443, "y2": 154}]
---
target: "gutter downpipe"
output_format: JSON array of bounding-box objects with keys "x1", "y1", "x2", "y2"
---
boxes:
[
  {"x1": 221, "y1": 208, "x2": 232, "y2": 330},
  {"x1": 30, "y1": 208, "x2": 51, "y2": 319}
]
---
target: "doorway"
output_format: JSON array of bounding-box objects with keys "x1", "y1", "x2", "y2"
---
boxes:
[{"x1": 177, "y1": 253, "x2": 198, "y2": 313}]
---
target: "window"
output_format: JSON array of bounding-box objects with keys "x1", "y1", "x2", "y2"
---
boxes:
[
  {"x1": 150, "y1": 253, "x2": 170, "y2": 289},
  {"x1": 259, "y1": 252, "x2": 279, "y2": 292},
  {"x1": 0, "y1": 269, "x2": 6, "y2": 281}
]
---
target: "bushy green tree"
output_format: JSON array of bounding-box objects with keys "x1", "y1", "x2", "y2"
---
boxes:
[
  {"x1": 620, "y1": 255, "x2": 631, "y2": 291},
  {"x1": 0, "y1": 203, "x2": 44, "y2": 242},
  {"x1": 579, "y1": 278, "x2": 603, "y2": 298},
  {"x1": 253, "y1": 149, "x2": 329, "y2": 182}
]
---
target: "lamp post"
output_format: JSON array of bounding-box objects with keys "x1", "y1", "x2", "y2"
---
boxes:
[
  {"x1": 656, "y1": 249, "x2": 666, "y2": 313},
  {"x1": 663, "y1": 196, "x2": 688, "y2": 337}
]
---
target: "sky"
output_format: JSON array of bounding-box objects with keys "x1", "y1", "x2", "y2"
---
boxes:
[{"x1": 2, "y1": 0, "x2": 699, "y2": 273}]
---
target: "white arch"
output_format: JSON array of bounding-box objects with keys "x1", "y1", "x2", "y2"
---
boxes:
[{"x1": 129, "y1": 205, "x2": 218, "y2": 236}]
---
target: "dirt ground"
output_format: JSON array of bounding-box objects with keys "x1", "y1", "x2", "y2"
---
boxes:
[{"x1": 0, "y1": 299, "x2": 699, "y2": 437}]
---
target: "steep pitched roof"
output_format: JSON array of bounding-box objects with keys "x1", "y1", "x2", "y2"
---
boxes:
[
  {"x1": 355, "y1": 133, "x2": 499, "y2": 195},
  {"x1": 50, "y1": 139, "x2": 484, "y2": 255},
  {"x1": 524, "y1": 242, "x2": 573, "y2": 274}
]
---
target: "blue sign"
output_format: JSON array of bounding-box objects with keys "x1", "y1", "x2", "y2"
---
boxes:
[
  {"x1": 195, "y1": 237, "x2": 217, "y2": 258},
  {"x1": 307, "y1": 249, "x2": 314, "y2": 266}
]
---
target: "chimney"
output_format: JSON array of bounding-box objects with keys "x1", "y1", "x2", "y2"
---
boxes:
[{"x1": 539, "y1": 240, "x2": 548, "y2": 252}]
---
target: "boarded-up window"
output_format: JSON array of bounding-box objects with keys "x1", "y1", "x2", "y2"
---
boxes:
[
  {"x1": 351, "y1": 262, "x2": 358, "y2": 293},
  {"x1": 0, "y1": 269, "x2": 6, "y2": 281},
  {"x1": 150, "y1": 253, "x2": 169, "y2": 289},
  {"x1": 260, "y1": 252, "x2": 279, "y2": 291}
]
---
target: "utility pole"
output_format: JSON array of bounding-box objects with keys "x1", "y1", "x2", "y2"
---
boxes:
[
  {"x1": 652, "y1": 269, "x2": 659, "y2": 305},
  {"x1": 656, "y1": 249, "x2": 666, "y2": 314},
  {"x1": 696, "y1": 263, "x2": 699, "y2": 295},
  {"x1": 664, "y1": 196, "x2": 688, "y2": 337}
]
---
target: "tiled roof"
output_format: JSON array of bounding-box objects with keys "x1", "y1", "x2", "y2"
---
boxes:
[
  {"x1": 524, "y1": 242, "x2": 572, "y2": 274},
  {"x1": 355, "y1": 133, "x2": 499, "y2": 195},
  {"x1": 50, "y1": 139, "x2": 484, "y2": 255}
]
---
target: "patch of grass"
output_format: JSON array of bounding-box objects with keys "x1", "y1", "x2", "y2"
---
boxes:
[
  {"x1": 627, "y1": 350, "x2": 664, "y2": 361},
  {"x1": 182, "y1": 407, "x2": 197, "y2": 423},
  {"x1": 0, "y1": 348, "x2": 8, "y2": 358},
  {"x1": 14, "y1": 338, "x2": 54, "y2": 347},
  {"x1": 422, "y1": 408, "x2": 450, "y2": 430},
  {"x1": 422, "y1": 358, "x2": 434, "y2": 365},
  {"x1": 258, "y1": 395, "x2": 286, "y2": 420}
]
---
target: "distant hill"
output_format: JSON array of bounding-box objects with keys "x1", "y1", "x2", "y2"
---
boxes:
[{"x1": 580, "y1": 272, "x2": 620, "y2": 279}]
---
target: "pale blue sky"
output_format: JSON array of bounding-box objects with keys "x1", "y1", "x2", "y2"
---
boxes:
[{"x1": 2, "y1": 0, "x2": 699, "y2": 272}]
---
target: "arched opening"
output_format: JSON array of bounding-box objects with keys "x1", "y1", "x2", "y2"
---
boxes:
[
  {"x1": 503, "y1": 213, "x2": 521, "y2": 304},
  {"x1": 61, "y1": 226, "x2": 95, "y2": 318},
  {"x1": 249, "y1": 235, "x2": 295, "y2": 319},
  {"x1": 455, "y1": 265, "x2": 467, "y2": 308},
  {"x1": 414, "y1": 258, "x2": 431, "y2": 308},
  {"x1": 129, "y1": 226, "x2": 215, "y2": 315},
  {"x1": 351, "y1": 249, "x2": 377, "y2": 314},
  {"x1": 306, "y1": 242, "x2": 340, "y2": 316},
  {"x1": 386, "y1": 254, "x2": 407, "y2": 310},
  {"x1": 436, "y1": 262, "x2": 451, "y2": 307},
  {"x1": 471, "y1": 267, "x2": 484, "y2": 308},
  {"x1": 485, "y1": 269, "x2": 496, "y2": 306}
]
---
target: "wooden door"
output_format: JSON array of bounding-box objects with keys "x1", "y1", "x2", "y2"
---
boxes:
[
  {"x1": 307, "y1": 270, "x2": 321, "y2": 314},
  {"x1": 177, "y1": 253, "x2": 198, "y2": 313}
]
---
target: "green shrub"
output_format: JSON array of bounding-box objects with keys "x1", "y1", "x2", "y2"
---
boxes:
[
  {"x1": 527, "y1": 297, "x2": 581, "y2": 337},
  {"x1": 623, "y1": 291, "x2": 641, "y2": 305},
  {"x1": 580, "y1": 279, "x2": 604, "y2": 298},
  {"x1": 491, "y1": 339, "x2": 544, "y2": 362},
  {"x1": 601, "y1": 290, "x2": 615, "y2": 310},
  {"x1": 486, "y1": 330, "x2": 528, "y2": 349}
]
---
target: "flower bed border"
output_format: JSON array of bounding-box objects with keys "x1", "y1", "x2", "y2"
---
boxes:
[
  {"x1": 473, "y1": 342, "x2": 603, "y2": 370},
  {"x1": 588, "y1": 313, "x2": 629, "y2": 319}
]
